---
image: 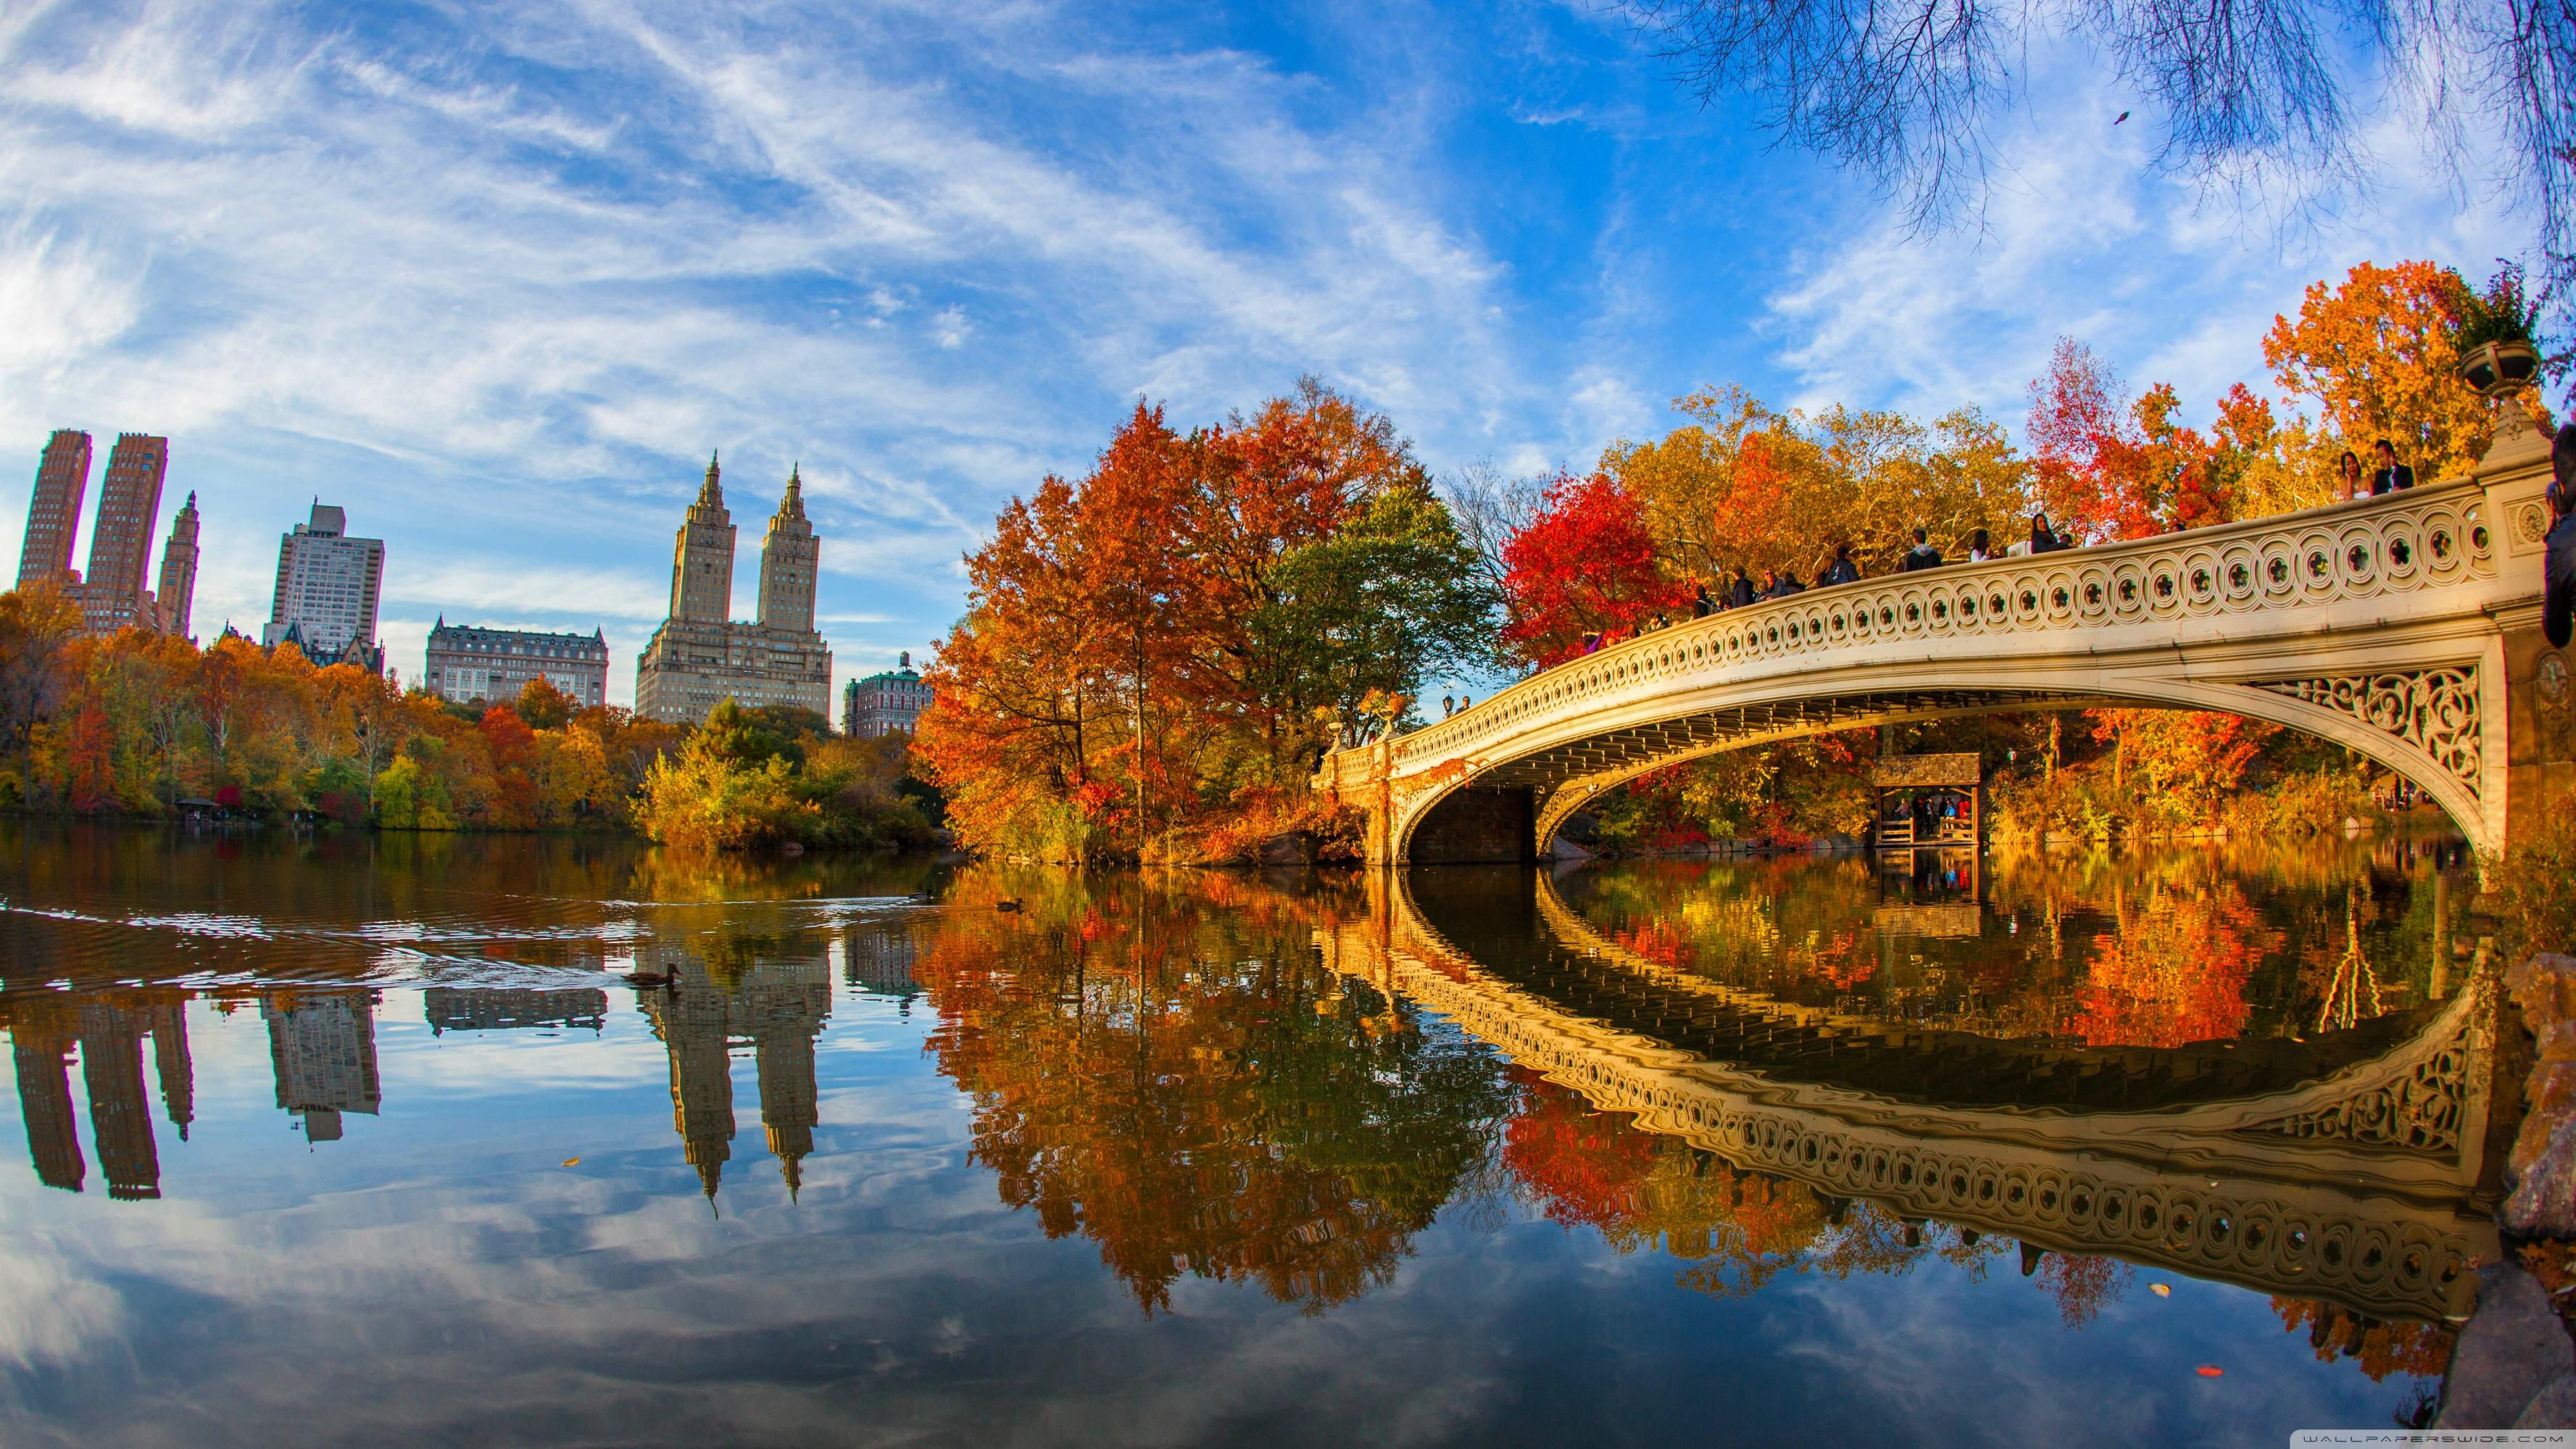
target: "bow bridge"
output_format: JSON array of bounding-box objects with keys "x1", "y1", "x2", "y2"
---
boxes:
[
  {"x1": 1319, "y1": 436, "x2": 2569, "y2": 861},
  {"x1": 1321, "y1": 872, "x2": 2506, "y2": 1323}
]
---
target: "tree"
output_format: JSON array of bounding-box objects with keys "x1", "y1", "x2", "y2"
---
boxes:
[
  {"x1": 512, "y1": 677, "x2": 576, "y2": 731},
  {"x1": 0, "y1": 584, "x2": 81, "y2": 766},
  {"x1": 1248, "y1": 483, "x2": 1497, "y2": 762},
  {"x1": 2264, "y1": 260, "x2": 2522, "y2": 483},
  {"x1": 1498, "y1": 471, "x2": 1694, "y2": 668},
  {"x1": 1620, "y1": 0, "x2": 2576, "y2": 330}
]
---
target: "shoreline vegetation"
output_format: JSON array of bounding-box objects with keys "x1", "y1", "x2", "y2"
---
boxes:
[{"x1": 0, "y1": 589, "x2": 942, "y2": 854}]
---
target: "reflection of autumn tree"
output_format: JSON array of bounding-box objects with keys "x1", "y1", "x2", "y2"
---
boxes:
[
  {"x1": 2271, "y1": 1299, "x2": 2454, "y2": 1381},
  {"x1": 914, "y1": 868, "x2": 1510, "y2": 1313},
  {"x1": 2032, "y1": 1251, "x2": 2133, "y2": 1326},
  {"x1": 1501, "y1": 1071, "x2": 1997, "y2": 1297},
  {"x1": 2072, "y1": 881, "x2": 2279, "y2": 1047}
]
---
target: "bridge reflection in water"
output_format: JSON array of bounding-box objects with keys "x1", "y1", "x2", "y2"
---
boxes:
[{"x1": 1322, "y1": 867, "x2": 2505, "y2": 1326}]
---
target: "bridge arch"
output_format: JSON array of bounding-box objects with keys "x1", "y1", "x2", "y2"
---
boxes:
[{"x1": 1321, "y1": 442, "x2": 2566, "y2": 863}]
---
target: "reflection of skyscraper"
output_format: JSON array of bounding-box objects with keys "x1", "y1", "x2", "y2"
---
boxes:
[
  {"x1": 147, "y1": 1002, "x2": 194, "y2": 1140},
  {"x1": 638, "y1": 944, "x2": 833, "y2": 1200},
  {"x1": 264, "y1": 993, "x2": 381, "y2": 1143},
  {"x1": 8, "y1": 1008, "x2": 85, "y2": 1192},
  {"x1": 740, "y1": 949, "x2": 831, "y2": 1198},
  {"x1": 423, "y1": 988, "x2": 609, "y2": 1035},
  {"x1": 79, "y1": 1002, "x2": 159, "y2": 1200},
  {"x1": 642, "y1": 955, "x2": 736, "y2": 1200}
]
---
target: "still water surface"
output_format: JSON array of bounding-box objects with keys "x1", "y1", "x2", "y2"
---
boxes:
[{"x1": 0, "y1": 826, "x2": 2493, "y2": 1446}]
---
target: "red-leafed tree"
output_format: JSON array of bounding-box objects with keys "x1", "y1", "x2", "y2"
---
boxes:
[
  {"x1": 2027, "y1": 339, "x2": 2243, "y2": 543},
  {"x1": 1497, "y1": 471, "x2": 1692, "y2": 668}
]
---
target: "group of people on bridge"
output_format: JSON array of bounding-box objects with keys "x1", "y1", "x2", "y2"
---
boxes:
[{"x1": 1576, "y1": 511, "x2": 2081, "y2": 656}]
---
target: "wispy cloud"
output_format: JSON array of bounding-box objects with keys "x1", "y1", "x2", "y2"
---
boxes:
[{"x1": 0, "y1": 2, "x2": 2546, "y2": 708}]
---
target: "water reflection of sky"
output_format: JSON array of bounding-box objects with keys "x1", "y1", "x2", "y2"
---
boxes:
[{"x1": 0, "y1": 828, "x2": 2464, "y2": 1445}]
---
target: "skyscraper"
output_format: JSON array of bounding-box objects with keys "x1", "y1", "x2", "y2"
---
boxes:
[
  {"x1": 78, "y1": 434, "x2": 169, "y2": 636},
  {"x1": 673, "y1": 452, "x2": 735, "y2": 626},
  {"x1": 15, "y1": 431, "x2": 91, "y2": 593},
  {"x1": 757, "y1": 465, "x2": 818, "y2": 634},
  {"x1": 263, "y1": 502, "x2": 386, "y2": 670},
  {"x1": 633, "y1": 454, "x2": 833, "y2": 723},
  {"x1": 154, "y1": 492, "x2": 201, "y2": 640}
]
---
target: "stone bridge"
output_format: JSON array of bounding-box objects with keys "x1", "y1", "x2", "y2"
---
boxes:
[
  {"x1": 1320, "y1": 872, "x2": 2509, "y2": 1323},
  {"x1": 1318, "y1": 433, "x2": 2569, "y2": 861}
]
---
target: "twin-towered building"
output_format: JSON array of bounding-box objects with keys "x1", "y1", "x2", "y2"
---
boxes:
[
  {"x1": 633, "y1": 452, "x2": 833, "y2": 724},
  {"x1": 14, "y1": 430, "x2": 199, "y2": 640}
]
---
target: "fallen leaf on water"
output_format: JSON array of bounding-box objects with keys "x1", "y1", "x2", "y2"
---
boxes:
[
  {"x1": 2151, "y1": 1284, "x2": 2172, "y2": 1298},
  {"x1": 562, "y1": 1158, "x2": 581, "y2": 1167},
  {"x1": 2195, "y1": 1366, "x2": 2224, "y2": 1378}
]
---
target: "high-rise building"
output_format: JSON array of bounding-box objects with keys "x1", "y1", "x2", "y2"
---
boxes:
[
  {"x1": 264, "y1": 992, "x2": 381, "y2": 1144},
  {"x1": 77, "y1": 434, "x2": 169, "y2": 636},
  {"x1": 264, "y1": 502, "x2": 386, "y2": 670},
  {"x1": 15, "y1": 431, "x2": 91, "y2": 593},
  {"x1": 843, "y1": 651, "x2": 934, "y2": 736},
  {"x1": 633, "y1": 454, "x2": 833, "y2": 723},
  {"x1": 153, "y1": 492, "x2": 200, "y2": 640}
]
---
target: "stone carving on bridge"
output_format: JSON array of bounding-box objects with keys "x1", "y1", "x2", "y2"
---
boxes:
[{"x1": 2253, "y1": 668, "x2": 2483, "y2": 794}]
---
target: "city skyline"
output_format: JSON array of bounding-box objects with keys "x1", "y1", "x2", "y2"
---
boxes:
[{"x1": 0, "y1": 2, "x2": 2544, "y2": 710}]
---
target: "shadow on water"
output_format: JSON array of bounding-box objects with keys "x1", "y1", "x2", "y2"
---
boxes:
[{"x1": 0, "y1": 822, "x2": 2498, "y2": 1442}]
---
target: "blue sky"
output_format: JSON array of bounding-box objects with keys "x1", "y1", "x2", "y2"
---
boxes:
[{"x1": 0, "y1": 0, "x2": 2537, "y2": 705}]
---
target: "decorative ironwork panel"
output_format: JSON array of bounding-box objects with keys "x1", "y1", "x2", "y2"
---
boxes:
[{"x1": 2253, "y1": 668, "x2": 2482, "y2": 795}]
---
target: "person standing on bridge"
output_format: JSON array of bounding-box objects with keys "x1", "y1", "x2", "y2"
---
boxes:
[
  {"x1": 2370, "y1": 438, "x2": 2417, "y2": 494},
  {"x1": 2547, "y1": 423, "x2": 2576, "y2": 648},
  {"x1": 1819, "y1": 541, "x2": 1861, "y2": 586},
  {"x1": 1900, "y1": 528, "x2": 1943, "y2": 570},
  {"x1": 2337, "y1": 449, "x2": 2365, "y2": 502}
]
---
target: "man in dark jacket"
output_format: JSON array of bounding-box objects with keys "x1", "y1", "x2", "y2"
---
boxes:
[
  {"x1": 1899, "y1": 528, "x2": 1943, "y2": 571},
  {"x1": 2547, "y1": 423, "x2": 2575, "y2": 648},
  {"x1": 2369, "y1": 439, "x2": 2416, "y2": 495}
]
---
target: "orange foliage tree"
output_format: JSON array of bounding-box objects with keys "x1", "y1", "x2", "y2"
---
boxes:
[{"x1": 915, "y1": 384, "x2": 1492, "y2": 861}]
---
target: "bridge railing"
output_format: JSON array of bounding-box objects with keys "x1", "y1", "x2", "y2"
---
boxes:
[{"x1": 1339, "y1": 476, "x2": 2514, "y2": 779}]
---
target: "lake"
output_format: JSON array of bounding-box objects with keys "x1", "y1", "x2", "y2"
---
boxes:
[{"x1": 0, "y1": 824, "x2": 2493, "y2": 1446}]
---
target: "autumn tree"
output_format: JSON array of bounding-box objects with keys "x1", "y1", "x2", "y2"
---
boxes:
[{"x1": 2264, "y1": 260, "x2": 2498, "y2": 483}]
